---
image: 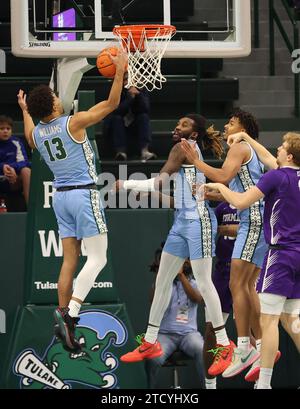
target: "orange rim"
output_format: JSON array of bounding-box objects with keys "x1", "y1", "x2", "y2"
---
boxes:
[{"x1": 113, "y1": 24, "x2": 176, "y2": 39}]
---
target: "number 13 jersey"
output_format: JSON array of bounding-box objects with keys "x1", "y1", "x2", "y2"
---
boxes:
[{"x1": 32, "y1": 115, "x2": 97, "y2": 188}]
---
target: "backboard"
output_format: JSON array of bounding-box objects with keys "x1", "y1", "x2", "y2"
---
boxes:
[{"x1": 11, "y1": 0, "x2": 251, "y2": 58}]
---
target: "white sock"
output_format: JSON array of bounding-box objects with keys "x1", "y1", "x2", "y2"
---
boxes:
[
  {"x1": 214, "y1": 328, "x2": 230, "y2": 346},
  {"x1": 144, "y1": 325, "x2": 159, "y2": 344},
  {"x1": 205, "y1": 377, "x2": 216, "y2": 389},
  {"x1": 72, "y1": 234, "x2": 107, "y2": 301},
  {"x1": 68, "y1": 299, "x2": 81, "y2": 317},
  {"x1": 256, "y1": 339, "x2": 262, "y2": 353},
  {"x1": 191, "y1": 258, "x2": 226, "y2": 329},
  {"x1": 238, "y1": 336, "x2": 250, "y2": 351},
  {"x1": 257, "y1": 367, "x2": 273, "y2": 389}
]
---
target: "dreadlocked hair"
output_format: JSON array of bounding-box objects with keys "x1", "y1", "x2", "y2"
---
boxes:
[
  {"x1": 185, "y1": 113, "x2": 224, "y2": 159},
  {"x1": 201, "y1": 125, "x2": 224, "y2": 160}
]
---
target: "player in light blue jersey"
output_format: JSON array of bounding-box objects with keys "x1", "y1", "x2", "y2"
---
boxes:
[
  {"x1": 17, "y1": 49, "x2": 127, "y2": 351},
  {"x1": 181, "y1": 109, "x2": 266, "y2": 378},
  {"x1": 113, "y1": 114, "x2": 235, "y2": 376}
]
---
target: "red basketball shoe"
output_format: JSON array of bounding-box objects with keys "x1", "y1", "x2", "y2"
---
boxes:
[
  {"x1": 120, "y1": 334, "x2": 163, "y2": 363},
  {"x1": 208, "y1": 340, "x2": 236, "y2": 376}
]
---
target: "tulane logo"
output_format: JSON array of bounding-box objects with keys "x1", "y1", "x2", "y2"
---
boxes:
[{"x1": 13, "y1": 310, "x2": 127, "y2": 389}]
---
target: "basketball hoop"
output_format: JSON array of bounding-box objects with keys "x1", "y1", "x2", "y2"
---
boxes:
[{"x1": 113, "y1": 24, "x2": 176, "y2": 92}]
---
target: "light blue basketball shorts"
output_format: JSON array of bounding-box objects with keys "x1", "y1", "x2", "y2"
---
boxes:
[
  {"x1": 53, "y1": 188, "x2": 108, "y2": 240},
  {"x1": 232, "y1": 217, "x2": 267, "y2": 268},
  {"x1": 163, "y1": 210, "x2": 217, "y2": 260}
]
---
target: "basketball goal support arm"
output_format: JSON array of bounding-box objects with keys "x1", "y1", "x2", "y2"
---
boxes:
[{"x1": 50, "y1": 58, "x2": 94, "y2": 114}]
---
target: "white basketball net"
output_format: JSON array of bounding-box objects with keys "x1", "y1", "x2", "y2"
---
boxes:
[{"x1": 114, "y1": 26, "x2": 176, "y2": 92}]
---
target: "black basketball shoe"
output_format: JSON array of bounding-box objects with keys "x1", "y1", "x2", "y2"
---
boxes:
[{"x1": 53, "y1": 307, "x2": 81, "y2": 351}]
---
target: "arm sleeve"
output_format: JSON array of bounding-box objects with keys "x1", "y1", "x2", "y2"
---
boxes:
[
  {"x1": 123, "y1": 178, "x2": 156, "y2": 192},
  {"x1": 256, "y1": 169, "x2": 285, "y2": 196}
]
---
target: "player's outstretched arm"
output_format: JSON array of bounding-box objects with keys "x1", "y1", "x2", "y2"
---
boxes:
[
  {"x1": 148, "y1": 191, "x2": 175, "y2": 208},
  {"x1": 17, "y1": 89, "x2": 35, "y2": 149},
  {"x1": 69, "y1": 49, "x2": 128, "y2": 139},
  {"x1": 228, "y1": 132, "x2": 277, "y2": 170},
  {"x1": 205, "y1": 183, "x2": 264, "y2": 210},
  {"x1": 181, "y1": 138, "x2": 248, "y2": 184},
  {"x1": 205, "y1": 190, "x2": 226, "y2": 202},
  {"x1": 113, "y1": 143, "x2": 185, "y2": 193}
]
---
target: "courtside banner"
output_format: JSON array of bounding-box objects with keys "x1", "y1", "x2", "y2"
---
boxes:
[
  {"x1": 24, "y1": 150, "x2": 118, "y2": 304},
  {"x1": 3, "y1": 304, "x2": 147, "y2": 389}
]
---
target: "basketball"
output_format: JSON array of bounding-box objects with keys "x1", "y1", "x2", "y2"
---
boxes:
[{"x1": 96, "y1": 47, "x2": 118, "y2": 78}]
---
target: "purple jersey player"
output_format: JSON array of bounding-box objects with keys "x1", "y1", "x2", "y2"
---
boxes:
[
  {"x1": 206, "y1": 132, "x2": 300, "y2": 389},
  {"x1": 214, "y1": 202, "x2": 239, "y2": 318}
]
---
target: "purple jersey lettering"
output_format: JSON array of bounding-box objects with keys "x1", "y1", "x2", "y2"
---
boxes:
[{"x1": 215, "y1": 202, "x2": 239, "y2": 267}]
